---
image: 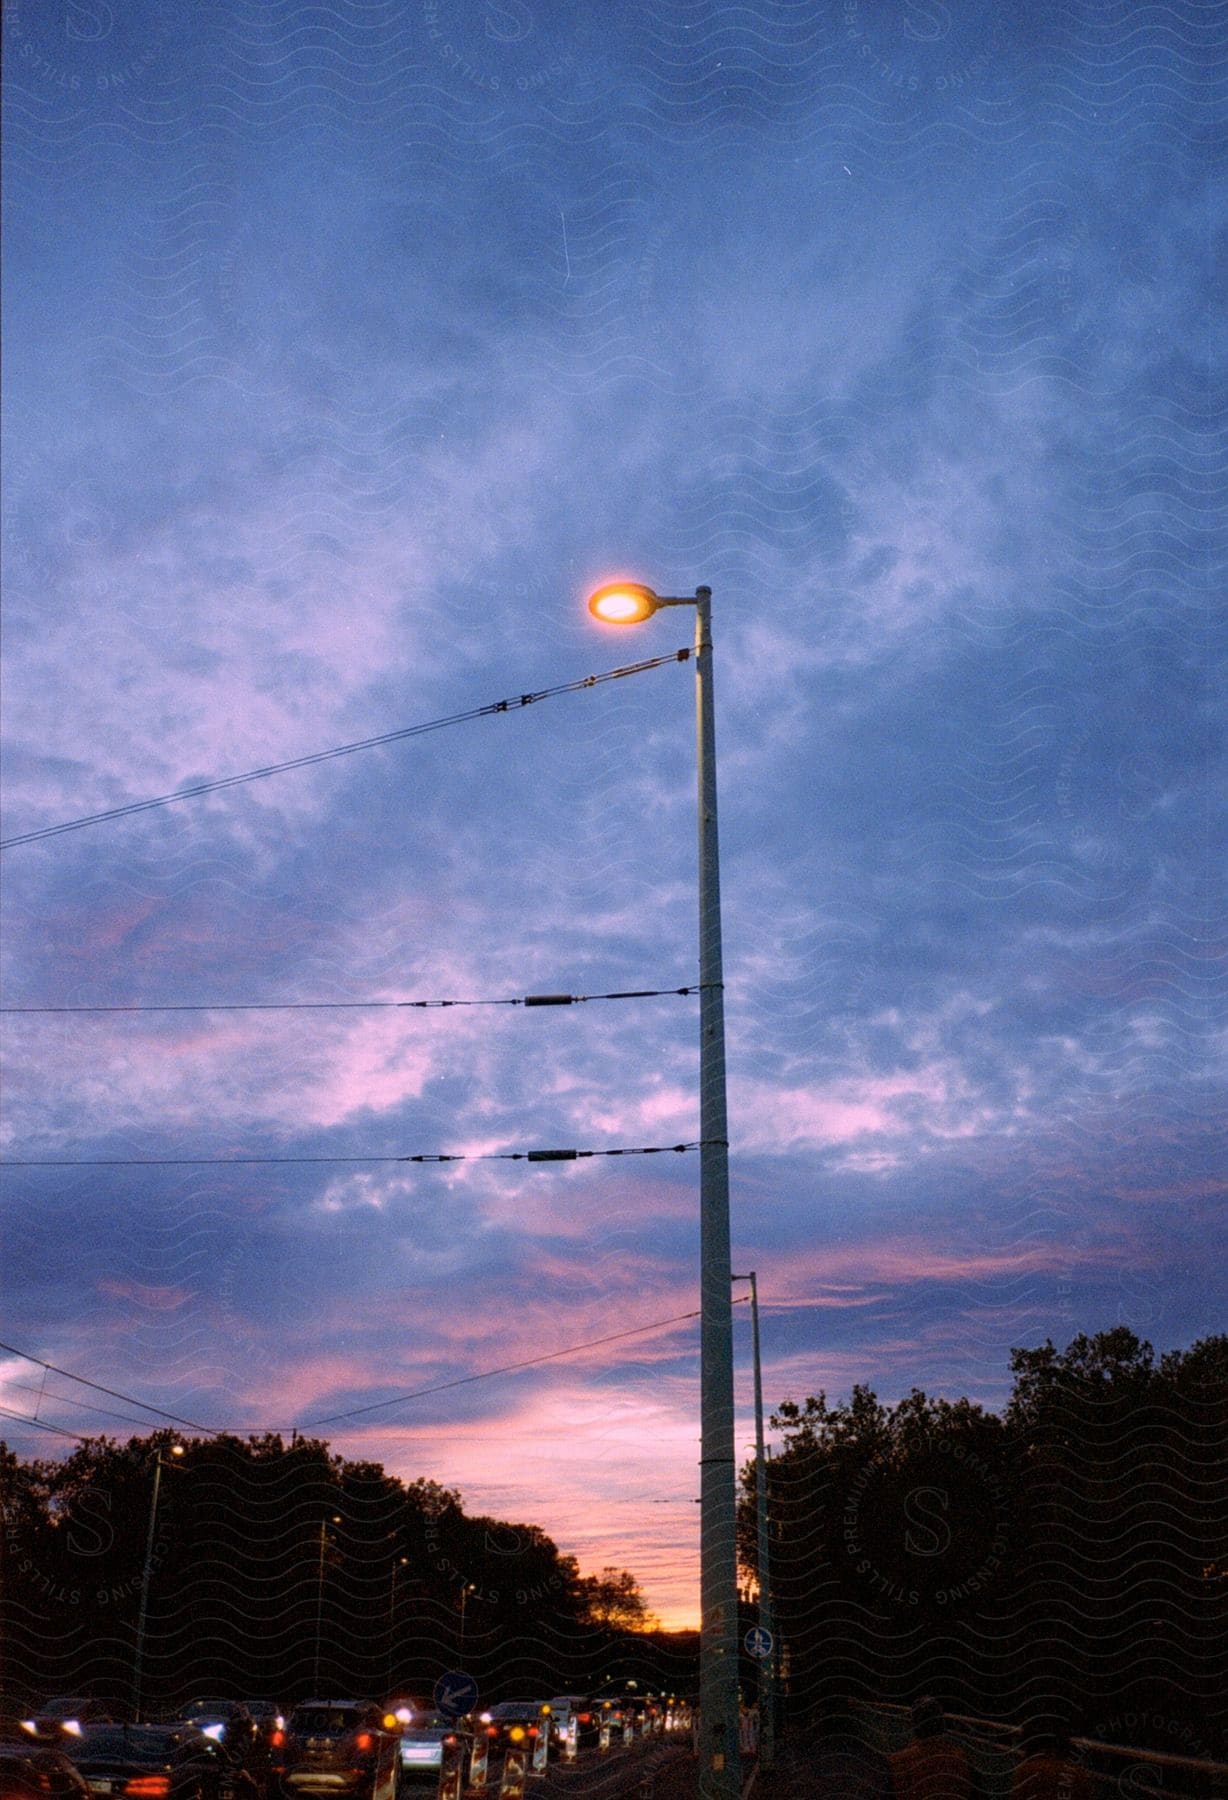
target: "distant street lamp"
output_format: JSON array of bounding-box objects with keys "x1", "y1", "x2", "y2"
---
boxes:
[
  {"x1": 587, "y1": 581, "x2": 738, "y2": 1800},
  {"x1": 313, "y1": 1514, "x2": 342, "y2": 1692},
  {"x1": 133, "y1": 1442, "x2": 184, "y2": 1720},
  {"x1": 732, "y1": 1270, "x2": 774, "y2": 1770}
]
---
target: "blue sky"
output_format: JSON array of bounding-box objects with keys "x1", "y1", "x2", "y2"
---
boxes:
[{"x1": 2, "y1": 0, "x2": 1225, "y2": 1624}]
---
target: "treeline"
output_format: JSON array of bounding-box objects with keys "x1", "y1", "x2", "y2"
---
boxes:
[
  {"x1": 739, "y1": 1329, "x2": 1228, "y2": 1755},
  {"x1": 0, "y1": 1430, "x2": 690, "y2": 1711}
]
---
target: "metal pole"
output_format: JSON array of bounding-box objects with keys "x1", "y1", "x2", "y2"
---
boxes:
[
  {"x1": 314, "y1": 1520, "x2": 326, "y2": 1691},
  {"x1": 132, "y1": 1454, "x2": 163, "y2": 1721},
  {"x1": 387, "y1": 1560, "x2": 404, "y2": 1693},
  {"x1": 694, "y1": 587, "x2": 740, "y2": 1800},
  {"x1": 747, "y1": 1274, "x2": 774, "y2": 1768},
  {"x1": 387, "y1": 1563, "x2": 394, "y2": 1692}
]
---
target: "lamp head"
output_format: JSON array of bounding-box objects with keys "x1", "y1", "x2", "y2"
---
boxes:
[{"x1": 587, "y1": 582, "x2": 659, "y2": 624}]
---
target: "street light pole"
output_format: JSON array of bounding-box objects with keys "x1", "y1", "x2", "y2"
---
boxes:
[
  {"x1": 387, "y1": 1556, "x2": 408, "y2": 1691},
  {"x1": 587, "y1": 581, "x2": 740, "y2": 1800},
  {"x1": 732, "y1": 1271, "x2": 774, "y2": 1769},
  {"x1": 458, "y1": 1580, "x2": 476, "y2": 1662},
  {"x1": 314, "y1": 1514, "x2": 341, "y2": 1693},
  {"x1": 693, "y1": 588, "x2": 740, "y2": 1800},
  {"x1": 133, "y1": 1443, "x2": 182, "y2": 1721}
]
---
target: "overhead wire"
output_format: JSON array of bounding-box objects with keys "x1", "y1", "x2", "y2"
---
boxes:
[
  {"x1": 4, "y1": 1378, "x2": 167, "y2": 1434},
  {"x1": 299, "y1": 1299, "x2": 749, "y2": 1427},
  {"x1": 0, "y1": 1406, "x2": 91, "y2": 1443},
  {"x1": 1, "y1": 1140, "x2": 713, "y2": 1169},
  {"x1": 0, "y1": 648, "x2": 691, "y2": 850},
  {"x1": 0, "y1": 984, "x2": 712, "y2": 1016},
  {"x1": 0, "y1": 645, "x2": 727, "y2": 1461},
  {"x1": 0, "y1": 1299, "x2": 749, "y2": 1440},
  {"x1": 0, "y1": 1339, "x2": 214, "y2": 1431}
]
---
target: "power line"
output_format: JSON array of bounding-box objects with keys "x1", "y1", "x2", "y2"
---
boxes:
[
  {"x1": 2, "y1": 1140, "x2": 711, "y2": 1170},
  {"x1": 301, "y1": 1299, "x2": 749, "y2": 1427},
  {"x1": 0, "y1": 1406, "x2": 91, "y2": 1443},
  {"x1": 0, "y1": 648, "x2": 691, "y2": 850},
  {"x1": 5, "y1": 1378, "x2": 161, "y2": 1434},
  {"x1": 0, "y1": 985, "x2": 711, "y2": 1017},
  {"x1": 0, "y1": 1339, "x2": 213, "y2": 1431},
  {"x1": 0, "y1": 1300, "x2": 749, "y2": 1441}
]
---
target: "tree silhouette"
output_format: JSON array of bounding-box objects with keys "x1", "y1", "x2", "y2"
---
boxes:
[{"x1": 739, "y1": 1330, "x2": 1227, "y2": 1753}]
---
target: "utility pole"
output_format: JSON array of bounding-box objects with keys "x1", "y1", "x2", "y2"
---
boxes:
[{"x1": 733, "y1": 1271, "x2": 774, "y2": 1767}]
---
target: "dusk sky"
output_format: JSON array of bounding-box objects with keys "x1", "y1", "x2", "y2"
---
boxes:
[{"x1": 2, "y1": 1, "x2": 1224, "y2": 1629}]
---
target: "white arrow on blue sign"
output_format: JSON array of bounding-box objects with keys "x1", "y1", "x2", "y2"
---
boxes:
[
  {"x1": 744, "y1": 1626, "x2": 774, "y2": 1660},
  {"x1": 434, "y1": 1672, "x2": 479, "y2": 1719}
]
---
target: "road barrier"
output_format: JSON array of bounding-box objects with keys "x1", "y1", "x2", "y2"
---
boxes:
[
  {"x1": 852, "y1": 1703, "x2": 1228, "y2": 1800},
  {"x1": 469, "y1": 1731, "x2": 489, "y2": 1789},
  {"x1": 499, "y1": 1746, "x2": 527, "y2": 1800},
  {"x1": 439, "y1": 1735, "x2": 465, "y2": 1800},
  {"x1": 531, "y1": 1720, "x2": 549, "y2": 1777}
]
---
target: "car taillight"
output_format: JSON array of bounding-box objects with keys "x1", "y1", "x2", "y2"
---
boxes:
[
  {"x1": 355, "y1": 1732, "x2": 372, "y2": 1751},
  {"x1": 579, "y1": 1713, "x2": 591, "y2": 1723},
  {"x1": 528, "y1": 1727, "x2": 538, "y2": 1738},
  {"x1": 271, "y1": 1729, "x2": 285, "y2": 1747},
  {"x1": 124, "y1": 1779, "x2": 170, "y2": 1798},
  {"x1": 486, "y1": 1727, "x2": 498, "y2": 1738}
]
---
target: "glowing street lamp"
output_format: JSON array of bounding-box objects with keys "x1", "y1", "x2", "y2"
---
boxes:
[
  {"x1": 587, "y1": 582, "x2": 661, "y2": 624},
  {"x1": 586, "y1": 580, "x2": 738, "y2": 1800}
]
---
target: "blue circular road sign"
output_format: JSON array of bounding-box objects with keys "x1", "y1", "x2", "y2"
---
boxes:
[
  {"x1": 434, "y1": 1671, "x2": 479, "y2": 1719},
  {"x1": 744, "y1": 1626, "x2": 774, "y2": 1660}
]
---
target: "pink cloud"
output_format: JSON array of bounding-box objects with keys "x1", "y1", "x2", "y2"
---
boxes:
[
  {"x1": 732, "y1": 1064, "x2": 993, "y2": 1149},
  {"x1": 95, "y1": 1279, "x2": 192, "y2": 1312},
  {"x1": 764, "y1": 1232, "x2": 1119, "y2": 1291},
  {"x1": 299, "y1": 1017, "x2": 439, "y2": 1128}
]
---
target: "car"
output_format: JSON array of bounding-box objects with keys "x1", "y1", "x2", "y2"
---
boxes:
[
  {"x1": 275, "y1": 1701, "x2": 398, "y2": 1800},
  {"x1": 241, "y1": 1704, "x2": 285, "y2": 1747},
  {"x1": 379, "y1": 1699, "x2": 433, "y2": 1733},
  {"x1": 174, "y1": 1701, "x2": 257, "y2": 1746},
  {"x1": 386, "y1": 1711, "x2": 453, "y2": 1785},
  {"x1": 168, "y1": 1701, "x2": 266, "y2": 1789},
  {"x1": 0, "y1": 1738, "x2": 92, "y2": 1797},
  {"x1": 477, "y1": 1702, "x2": 552, "y2": 1761},
  {"x1": 592, "y1": 1686, "x2": 656, "y2": 1734},
  {"x1": 547, "y1": 1697, "x2": 599, "y2": 1752},
  {"x1": 171, "y1": 1706, "x2": 229, "y2": 1735},
  {"x1": 19, "y1": 1700, "x2": 117, "y2": 1748},
  {"x1": 60, "y1": 1722, "x2": 229, "y2": 1799}
]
